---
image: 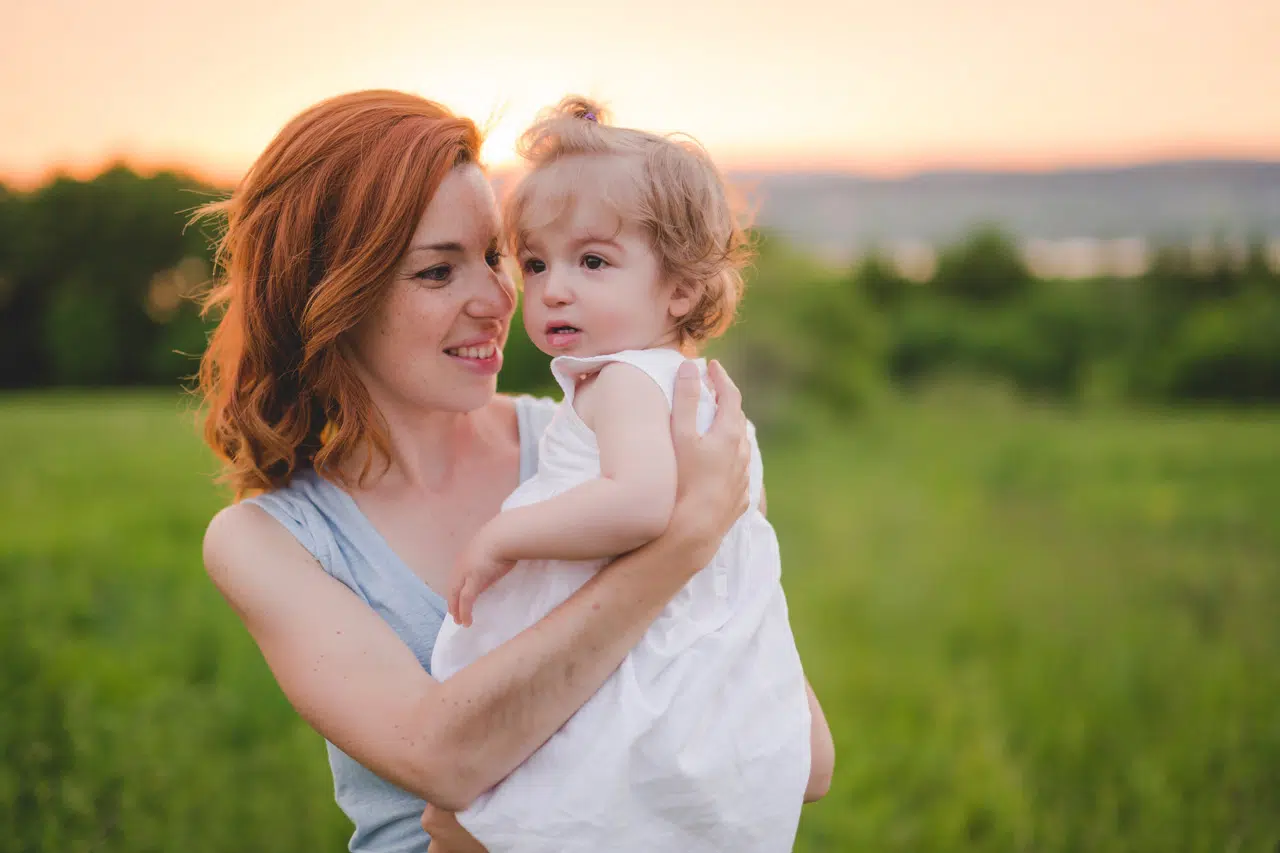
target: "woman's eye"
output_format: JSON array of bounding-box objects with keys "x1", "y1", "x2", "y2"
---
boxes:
[
  {"x1": 523, "y1": 258, "x2": 546, "y2": 275},
  {"x1": 415, "y1": 264, "x2": 452, "y2": 283},
  {"x1": 582, "y1": 254, "x2": 607, "y2": 270},
  {"x1": 485, "y1": 249, "x2": 505, "y2": 268}
]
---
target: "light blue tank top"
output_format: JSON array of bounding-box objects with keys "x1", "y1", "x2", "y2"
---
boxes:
[{"x1": 246, "y1": 396, "x2": 558, "y2": 853}]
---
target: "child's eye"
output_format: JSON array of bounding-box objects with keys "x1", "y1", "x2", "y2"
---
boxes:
[
  {"x1": 523, "y1": 258, "x2": 546, "y2": 275},
  {"x1": 582, "y1": 254, "x2": 608, "y2": 270},
  {"x1": 414, "y1": 264, "x2": 452, "y2": 284},
  {"x1": 485, "y1": 248, "x2": 505, "y2": 268}
]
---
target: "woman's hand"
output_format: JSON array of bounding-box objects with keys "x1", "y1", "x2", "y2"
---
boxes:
[
  {"x1": 669, "y1": 359, "x2": 751, "y2": 563},
  {"x1": 421, "y1": 805, "x2": 487, "y2": 852}
]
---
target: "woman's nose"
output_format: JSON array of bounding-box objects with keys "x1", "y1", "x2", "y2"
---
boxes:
[{"x1": 468, "y1": 264, "x2": 516, "y2": 318}]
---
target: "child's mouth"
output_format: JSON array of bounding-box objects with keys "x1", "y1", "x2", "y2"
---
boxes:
[{"x1": 545, "y1": 325, "x2": 582, "y2": 350}]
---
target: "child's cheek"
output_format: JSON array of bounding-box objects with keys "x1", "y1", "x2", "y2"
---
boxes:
[
  {"x1": 522, "y1": 298, "x2": 546, "y2": 342},
  {"x1": 595, "y1": 307, "x2": 633, "y2": 347}
]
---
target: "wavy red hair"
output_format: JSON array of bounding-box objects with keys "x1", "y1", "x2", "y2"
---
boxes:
[{"x1": 196, "y1": 90, "x2": 482, "y2": 498}]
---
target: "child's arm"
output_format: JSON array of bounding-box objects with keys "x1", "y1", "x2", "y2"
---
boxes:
[
  {"x1": 449, "y1": 363, "x2": 677, "y2": 625},
  {"x1": 489, "y1": 362, "x2": 678, "y2": 558}
]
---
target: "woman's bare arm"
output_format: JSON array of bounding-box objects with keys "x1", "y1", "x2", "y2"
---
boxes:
[
  {"x1": 804, "y1": 679, "x2": 835, "y2": 802},
  {"x1": 203, "y1": 360, "x2": 749, "y2": 811}
]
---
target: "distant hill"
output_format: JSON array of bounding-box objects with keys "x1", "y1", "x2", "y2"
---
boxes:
[{"x1": 730, "y1": 160, "x2": 1280, "y2": 259}]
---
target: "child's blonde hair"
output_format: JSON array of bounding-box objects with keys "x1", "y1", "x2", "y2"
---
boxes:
[{"x1": 505, "y1": 96, "x2": 753, "y2": 347}]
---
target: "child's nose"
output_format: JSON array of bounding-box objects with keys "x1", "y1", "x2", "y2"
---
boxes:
[{"x1": 541, "y1": 270, "x2": 573, "y2": 306}]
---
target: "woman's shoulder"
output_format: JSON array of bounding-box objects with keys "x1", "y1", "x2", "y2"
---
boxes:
[
  {"x1": 202, "y1": 498, "x2": 319, "y2": 593},
  {"x1": 211, "y1": 469, "x2": 337, "y2": 574}
]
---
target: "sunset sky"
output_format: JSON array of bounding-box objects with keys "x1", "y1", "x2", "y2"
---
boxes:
[{"x1": 3, "y1": 0, "x2": 1278, "y2": 186}]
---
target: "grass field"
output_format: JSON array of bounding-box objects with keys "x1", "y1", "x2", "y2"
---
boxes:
[{"x1": 2, "y1": 390, "x2": 1278, "y2": 852}]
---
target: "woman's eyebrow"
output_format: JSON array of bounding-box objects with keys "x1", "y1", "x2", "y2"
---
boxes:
[{"x1": 409, "y1": 241, "x2": 465, "y2": 254}]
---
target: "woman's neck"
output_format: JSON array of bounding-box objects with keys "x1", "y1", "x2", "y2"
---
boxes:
[{"x1": 344, "y1": 399, "x2": 494, "y2": 495}]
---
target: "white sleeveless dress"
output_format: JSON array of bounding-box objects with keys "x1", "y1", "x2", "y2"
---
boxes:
[{"x1": 430, "y1": 348, "x2": 811, "y2": 853}]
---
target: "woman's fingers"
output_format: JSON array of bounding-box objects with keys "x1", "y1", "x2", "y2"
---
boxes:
[
  {"x1": 706, "y1": 361, "x2": 751, "y2": 519},
  {"x1": 706, "y1": 359, "x2": 743, "y2": 428},
  {"x1": 669, "y1": 359, "x2": 752, "y2": 525},
  {"x1": 671, "y1": 359, "x2": 702, "y2": 444}
]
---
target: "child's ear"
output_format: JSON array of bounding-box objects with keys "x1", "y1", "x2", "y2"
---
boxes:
[{"x1": 667, "y1": 278, "x2": 698, "y2": 321}]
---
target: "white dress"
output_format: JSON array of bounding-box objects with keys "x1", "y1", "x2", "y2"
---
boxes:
[{"x1": 430, "y1": 348, "x2": 811, "y2": 853}]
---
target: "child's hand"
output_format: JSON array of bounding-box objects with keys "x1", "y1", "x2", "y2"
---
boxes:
[
  {"x1": 421, "y1": 804, "x2": 488, "y2": 851},
  {"x1": 448, "y1": 527, "x2": 516, "y2": 627}
]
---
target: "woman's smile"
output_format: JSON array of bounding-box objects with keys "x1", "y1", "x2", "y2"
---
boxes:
[{"x1": 444, "y1": 337, "x2": 503, "y2": 374}]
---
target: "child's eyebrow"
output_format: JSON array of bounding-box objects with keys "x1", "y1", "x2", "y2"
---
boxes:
[{"x1": 570, "y1": 234, "x2": 625, "y2": 255}]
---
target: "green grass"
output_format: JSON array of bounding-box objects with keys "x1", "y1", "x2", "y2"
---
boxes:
[{"x1": 2, "y1": 390, "x2": 1278, "y2": 852}]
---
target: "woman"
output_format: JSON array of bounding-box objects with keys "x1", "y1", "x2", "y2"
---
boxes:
[{"x1": 198, "y1": 89, "x2": 833, "y2": 852}]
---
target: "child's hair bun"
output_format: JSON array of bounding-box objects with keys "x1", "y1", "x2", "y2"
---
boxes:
[{"x1": 552, "y1": 95, "x2": 610, "y2": 126}]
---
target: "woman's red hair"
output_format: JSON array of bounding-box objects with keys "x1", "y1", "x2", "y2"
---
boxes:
[{"x1": 195, "y1": 90, "x2": 482, "y2": 498}]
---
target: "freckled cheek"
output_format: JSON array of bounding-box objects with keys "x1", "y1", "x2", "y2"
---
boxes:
[{"x1": 392, "y1": 302, "x2": 451, "y2": 355}]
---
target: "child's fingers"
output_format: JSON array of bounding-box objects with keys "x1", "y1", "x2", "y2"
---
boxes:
[
  {"x1": 448, "y1": 578, "x2": 463, "y2": 624},
  {"x1": 458, "y1": 579, "x2": 477, "y2": 628}
]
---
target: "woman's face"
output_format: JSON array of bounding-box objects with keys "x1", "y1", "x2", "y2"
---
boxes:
[{"x1": 350, "y1": 164, "x2": 516, "y2": 414}]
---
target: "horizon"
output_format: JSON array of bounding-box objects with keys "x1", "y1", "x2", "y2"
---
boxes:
[{"x1": 6, "y1": 152, "x2": 1280, "y2": 194}]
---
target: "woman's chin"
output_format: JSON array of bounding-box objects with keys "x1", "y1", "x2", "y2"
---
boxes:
[{"x1": 453, "y1": 377, "x2": 500, "y2": 412}]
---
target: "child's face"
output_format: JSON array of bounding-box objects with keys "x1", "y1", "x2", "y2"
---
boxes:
[{"x1": 517, "y1": 191, "x2": 689, "y2": 358}]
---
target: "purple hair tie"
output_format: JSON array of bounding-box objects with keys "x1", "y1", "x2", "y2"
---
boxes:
[{"x1": 582, "y1": 112, "x2": 597, "y2": 122}]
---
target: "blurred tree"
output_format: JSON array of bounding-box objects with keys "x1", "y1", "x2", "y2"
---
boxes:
[
  {"x1": 3, "y1": 165, "x2": 1278, "y2": 406},
  {"x1": 1150, "y1": 292, "x2": 1280, "y2": 402},
  {"x1": 851, "y1": 250, "x2": 912, "y2": 310},
  {"x1": 712, "y1": 232, "x2": 886, "y2": 427},
  {"x1": 43, "y1": 273, "x2": 124, "y2": 384},
  {"x1": 931, "y1": 226, "x2": 1033, "y2": 304},
  {"x1": 0, "y1": 184, "x2": 39, "y2": 386},
  {"x1": 0, "y1": 166, "x2": 217, "y2": 387}
]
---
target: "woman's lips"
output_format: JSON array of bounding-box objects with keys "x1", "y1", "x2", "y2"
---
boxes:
[{"x1": 444, "y1": 340, "x2": 503, "y2": 375}]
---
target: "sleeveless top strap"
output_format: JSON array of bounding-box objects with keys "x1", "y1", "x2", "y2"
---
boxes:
[
  {"x1": 514, "y1": 394, "x2": 557, "y2": 481},
  {"x1": 245, "y1": 473, "x2": 340, "y2": 568},
  {"x1": 245, "y1": 394, "x2": 558, "y2": 584},
  {"x1": 551, "y1": 349, "x2": 701, "y2": 409}
]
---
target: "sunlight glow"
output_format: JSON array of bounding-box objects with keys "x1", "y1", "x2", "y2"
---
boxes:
[{"x1": 1, "y1": 0, "x2": 1277, "y2": 185}]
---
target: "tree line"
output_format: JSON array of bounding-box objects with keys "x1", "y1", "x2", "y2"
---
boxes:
[{"x1": 2, "y1": 166, "x2": 1276, "y2": 408}]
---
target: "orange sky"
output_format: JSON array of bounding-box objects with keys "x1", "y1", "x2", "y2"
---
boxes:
[{"x1": 3, "y1": 0, "x2": 1279, "y2": 186}]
